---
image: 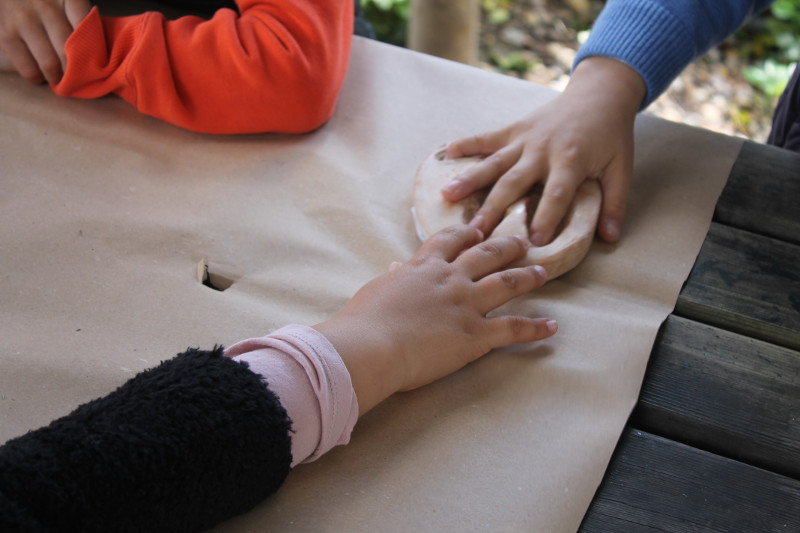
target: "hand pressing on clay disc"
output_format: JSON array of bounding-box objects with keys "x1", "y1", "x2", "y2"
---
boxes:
[
  {"x1": 437, "y1": 57, "x2": 645, "y2": 246},
  {"x1": 315, "y1": 224, "x2": 557, "y2": 415}
]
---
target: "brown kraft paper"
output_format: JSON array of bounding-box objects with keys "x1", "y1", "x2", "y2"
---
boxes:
[{"x1": 0, "y1": 37, "x2": 741, "y2": 532}]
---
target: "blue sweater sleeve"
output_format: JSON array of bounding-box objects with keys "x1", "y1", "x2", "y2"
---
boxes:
[{"x1": 574, "y1": 0, "x2": 774, "y2": 108}]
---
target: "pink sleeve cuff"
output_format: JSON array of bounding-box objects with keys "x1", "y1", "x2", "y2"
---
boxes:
[{"x1": 224, "y1": 325, "x2": 359, "y2": 467}]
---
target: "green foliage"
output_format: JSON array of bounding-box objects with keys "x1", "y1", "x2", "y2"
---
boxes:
[
  {"x1": 482, "y1": 0, "x2": 512, "y2": 25},
  {"x1": 768, "y1": 0, "x2": 800, "y2": 64},
  {"x1": 490, "y1": 50, "x2": 535, "y2": 74},
  {"x1": 366, "y1": 0, "x2": 406, "y2": 10},
  {"x1": 744, "y1": 59, "x2": 795, "y2": 99},
  {"x1": 737, "y1": 1, "x2": 800, "y2": 99},
  {"x1": 772, "y1": 0, "x2": 800, "y2": 26},
  {"x1": 361, "y1": 0, "x2": 409, "y2": 46}
]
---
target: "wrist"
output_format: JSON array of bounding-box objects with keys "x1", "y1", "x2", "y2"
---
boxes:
[
  {"x1": 567, "y1": 56, "x2": 646, "y2": 119},
  {"x1": 312, "y1": 316, "x2": 404, "y2": 417}
]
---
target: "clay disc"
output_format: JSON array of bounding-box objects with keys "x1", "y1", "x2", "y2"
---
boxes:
[{"x1": 412, "y1": 147, "x2": 602, "y2": 280}]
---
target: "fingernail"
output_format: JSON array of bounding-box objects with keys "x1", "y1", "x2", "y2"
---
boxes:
[
  {"x1": 514, "y1": 235, "x2": 531, "y2": 250},
  {"x1": 546, "y1": 320, "x2": 558, "y2": 335},
  {"x1": 533, "y1": 265, "x2": 547, "y2": 279},
  {"x1": 470, "y1": 214, "x2": 486, "y2": 232},
  {"x1": 530, "y1": 231, "x2": 546, "y2": 246},
  {"x1": 604, "y1": 219, "x2": 620, "y2": 241},
  {"x1": 441, "y1": 179, "x2": 462, "y2": 195}
]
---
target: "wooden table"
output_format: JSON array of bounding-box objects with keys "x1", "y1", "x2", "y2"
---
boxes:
[{"x1": 580, "y1": 141, "x2": 800, "y2": 531}]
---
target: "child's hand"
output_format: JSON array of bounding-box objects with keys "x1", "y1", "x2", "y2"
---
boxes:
[
  {"x1": 314, "y1": 225, "x2": 557, "y2": 415},
  {"x1": 0, "y1": 0, "x2": 90, "y2": 84},
  {"x1": 441, "y1": 57, "x2": 646, "y2": 245}
]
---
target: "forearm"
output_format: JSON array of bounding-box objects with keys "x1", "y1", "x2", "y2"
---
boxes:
[
  {"x1": 574, "y1": 0, "x2": 773, "y2": 108},
  {"x1": 226, "y1": 325, "x2": 360, "y2": 463},
  {"x1": 0, "y1": 325, "x2": 364, "y2": 531},
  {"x1": 52, "y1": 0, "x2": 354, "y2": 133},
  {"x1": 0, "y1": 348, "x2": 293, "y2": 533}
]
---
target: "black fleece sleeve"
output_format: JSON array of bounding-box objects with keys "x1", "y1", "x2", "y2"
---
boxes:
[{"x1": 0, "y1": 347, "x2": 293, "y2": 533}]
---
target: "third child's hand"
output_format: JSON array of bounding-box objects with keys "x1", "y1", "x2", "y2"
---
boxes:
[{"x1": 315, "y1": 225, "x2": 557, "y2": 415}]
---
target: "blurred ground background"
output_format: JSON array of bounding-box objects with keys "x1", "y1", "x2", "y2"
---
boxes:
[{"x1": 362, "y1": 0, "x2": 800, "y2": 142}]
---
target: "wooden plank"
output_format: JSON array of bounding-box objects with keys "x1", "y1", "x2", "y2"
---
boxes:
[
  {"x1": 407, "y1": 0, "x2": 480, "y2": 64},
  {"x1": 579, "y1": 429, "x2": 800, "y2": 532},
  {"x1": 676, "y1": 222, "x2": 800, "y2": 351},
  {"x1": 715, "y1": 141, "x2": 800, "y2": 246},
  {"x1": 630, "y1": 316, "x2": 800, "y2": 479}
]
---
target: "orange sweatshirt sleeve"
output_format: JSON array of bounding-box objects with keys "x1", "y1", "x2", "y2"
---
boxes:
[{"x1": 52, "y1": 0, "x2": 353, "y2": 134}]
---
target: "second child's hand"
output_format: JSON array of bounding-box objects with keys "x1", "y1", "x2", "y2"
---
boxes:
[{"x1": 441, "y1": 57, "x2": 646, "y2": 246}]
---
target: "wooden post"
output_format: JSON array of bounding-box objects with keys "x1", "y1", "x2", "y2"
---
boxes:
[{"x1": 407, "y1": 0, "x2": 480, "y2": 65}]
